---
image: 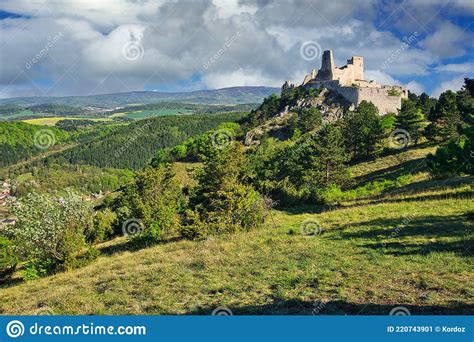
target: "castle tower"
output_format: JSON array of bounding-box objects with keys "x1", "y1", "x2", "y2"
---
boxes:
[
  {"x1": 349, "y1": 56, "x2": 364, "y2": 80},
  {"x1": 315, "y1": 50, "x2": 334, "y2": 81}
]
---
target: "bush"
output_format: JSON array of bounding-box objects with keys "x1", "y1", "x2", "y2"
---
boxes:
[
  {"x1": 180, "y1": 143, "x2": 267, "y2": 239},
  {"x1": 113, "y1": 165, "x2": 186, "y2": 241},
  {"x1": 5, "y1": 190, "x2": 94, "y2": 274},
  {"x1": 91, "y1": 208, "x2": 117, "y2": 243},
  {"x1": 0, "y1": 236, "x2": 18, "y2": 279}
]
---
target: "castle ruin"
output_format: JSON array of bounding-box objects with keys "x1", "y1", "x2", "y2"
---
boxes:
[{"x1": 294, "y1": 50, "x2": 408, "y2": 115}]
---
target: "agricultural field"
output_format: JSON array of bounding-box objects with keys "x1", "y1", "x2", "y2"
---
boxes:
[
  {"x1": 110, "y1": 108, "x2": 194, "y2": 120},
  {"x1": 22, "y1": 117, "x2": 113, "y2": 126}
]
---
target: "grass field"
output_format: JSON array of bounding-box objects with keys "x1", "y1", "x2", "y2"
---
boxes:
[
  {"x1": 0, "y1": 146, "x2": 472, "y2": 315},
  {"x1": 22, "y1": 117, "x2": 113, "y2": 126}
]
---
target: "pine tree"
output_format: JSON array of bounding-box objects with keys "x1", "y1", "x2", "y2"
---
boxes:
[
  {"x1": 311, "y1": 124, "x2": 350, "y2": 187},
  {"x1": 426, "y1": 90, "x2": 461, "y2": 142},
  {"x1": 397, "y1": 99, "x2": 425, "y2": 145},
  {"x1": 343, "y1": 101, "x2": 384, "y2": 158}
]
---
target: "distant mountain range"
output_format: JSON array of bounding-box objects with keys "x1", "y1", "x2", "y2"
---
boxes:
[{"x1": 0, "y1": 86, "x2": 280, "y2": 108}]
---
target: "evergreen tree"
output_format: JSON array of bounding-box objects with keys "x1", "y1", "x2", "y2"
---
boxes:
[
  {"x1": 417, "y1": 92, "x2": 436, "y2": 117},
  {"x1": 456, "y1": 78, "x2": 474, "y2": 126},
  {"x1": 426, "y1": 90, "x2": 461, "y2": 142},
  {"x1": 343, "y1": 101, "x2": 384, "y2": 158},
  {"x1": 311, "y1": 124, "x2": 350, "y2": 187},
  {"x1": 397, "y1": 99, "x2": 425, "y2": 144}
]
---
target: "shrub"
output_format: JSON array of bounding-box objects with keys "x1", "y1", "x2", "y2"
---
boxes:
[
  {"x1": 5, "y1": 190, "x2": 94, "y2": 274},
  {"x1": 0, "y1": 236, "x2": 18, "y2": 279},
  {"x1": 113, "y1": 165, "x2": 186, "y2": 241},
  {"x1": 91, "y1": 208, "x2": 117, "y2": 243},
  {"x1": 180, "y1": 143, "x2": 267, "y2": 239}
]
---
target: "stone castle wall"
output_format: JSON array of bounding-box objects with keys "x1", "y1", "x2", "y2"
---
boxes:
[{"x1": 306, "y1": 81, "x2": 404, "y2": 114}]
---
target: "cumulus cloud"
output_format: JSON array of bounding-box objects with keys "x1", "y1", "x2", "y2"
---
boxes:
[
  {"x1": 434, "y1": 62, "x2": 474, "y2": 73},
  {"x1": 420, "y1": 21, "x2": 469, "y2": 59},
  {"x1": 0, "y1": 0, "x2": 472, "y2": 97},
  {"x1": 432, "y1": 76, "x2": 466, "y2": 98},
  {"x1": 405, "y1": 80, "x2": 425, "y2": 95}
]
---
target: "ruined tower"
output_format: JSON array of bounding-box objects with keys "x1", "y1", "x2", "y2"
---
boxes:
[{"x1": 315, "y1": 50, "x2": 335, "y2": 81}]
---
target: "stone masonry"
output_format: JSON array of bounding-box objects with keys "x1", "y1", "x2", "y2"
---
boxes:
[{"x1": 296, "y1": 49, "x2": 407, "y2": 114}]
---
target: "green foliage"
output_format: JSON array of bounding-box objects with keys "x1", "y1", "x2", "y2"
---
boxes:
[
  {"x1": 426, "y1": 90, "x2": 461, "y2": 142},
  {"x1": 343, "y1": 101, "x2": 384, "y2": 158},
  {"x1": 397, "y1": 99, "x2": 426, "y2": 144},
  {"x1": 114, "y1": 165, "x2": 185, "y2": 241},
  {"x1": 0, "y1": 122, "x2": 70, "y2": 167},
  {"x1": 249, "y1": 125, "x2": 350, "y2": 205},
  {"x1": 0, "y1": 236, "x2": 17, "y2": 278},
  {"x1": 20, "y1": 259, "x2": 54, "y2": 280},
  {"x1": 52, "y1": 112, "x2": 243, "y2": 170},
  {"x1": 456, "y1": 78, "x2": 474, "y2": 126},
  {"x1": 161, "y1": 122, "x2": 241, "y2": 163},
  {"x1": 427, "y1": 128, "x2": 474, "y2": 177},
  {"x1": 5, "y1": 190, "x2": 94, "y2": 274},
  {"x1": 380, "y1": 112, "x2": 397, "y2": 132},
  {"x1": 295, "y1": 107, "x2": 322, "y2": 133},
  {"x1": 91, "y1": 208, "x2": 117, "y2": 243},
  {"x1": 387, "y1": 88, "x2": 401, "y2": 96},
  {"x1": 10, "y1": 164, "x2": 133, "y2": 196},
  {"x1": 181, "y1": 143, "x2": 266, "y2": 239}
]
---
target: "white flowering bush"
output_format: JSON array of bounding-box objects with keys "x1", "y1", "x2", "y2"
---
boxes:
[{"x1": 5, "y1": 190, "x2": 94, "y2": 273}]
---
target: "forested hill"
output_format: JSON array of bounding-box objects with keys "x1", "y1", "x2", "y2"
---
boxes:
[
  {"x1": 50, "y1": 112, "x2": 244, "y2": 170},
  {"x1": 0, "y1": 87, "x2": 280, "y2": 108}
]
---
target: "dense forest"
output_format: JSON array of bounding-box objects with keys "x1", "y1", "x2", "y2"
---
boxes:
[{"x1": 49, "y1": 112, "x2": 245, "y2": 170}]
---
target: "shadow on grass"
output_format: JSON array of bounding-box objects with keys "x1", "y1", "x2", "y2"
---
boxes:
[
  {"x1": 340, "y1": 190, "x2": 474, "y2": 210},
  {"x1": 98, "y1": 235, "x2": 183, "y2": 256},
  {"x1": 355, "y1": 157, "x2": 428, "y2": 185},
  {"x1": 335, "y1": 214, "x2": 473, "y2": 257},
  {"x1": 181, "y1": 298, "x2": 474, "y2": 315}
]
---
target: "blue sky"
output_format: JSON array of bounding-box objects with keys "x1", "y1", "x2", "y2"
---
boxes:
[{"x1": 0, "y1": 0, "x2": 472, "y2": 99}]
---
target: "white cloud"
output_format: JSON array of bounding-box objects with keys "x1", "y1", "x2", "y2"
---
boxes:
[
  {"x1": 201, "y1": 68, "x2": 282, "y2": 89},
  {"x1": 364, "y1": 70, "x2": 400, "y2": 85},
  {"x1": 434, "y1": 62, "x2": 474, "y2": 73},
  {"x1": 405, "y1": 80, "x2": 425, "y2": 95},
  {"x1": 420, "y1": 21, "x2": 469, "y2": 59},
  {"x1": 432, "y1": 76, "x2": 465, "y2": 98},
  {"x1": 0, "y1": 0, "x2": 472, "y2": 97}
]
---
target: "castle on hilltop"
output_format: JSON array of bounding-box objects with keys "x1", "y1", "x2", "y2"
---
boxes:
[{"x1": 285, "y1": 50, "x2": 408, "y2": 114}]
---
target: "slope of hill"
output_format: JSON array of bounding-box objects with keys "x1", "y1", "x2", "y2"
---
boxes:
[
  {"x1": 1, "y1": 146, "x2": 472, "y2": 315},
  {"x1": 50, "y1": 112, "x2": 244, "y2": 170},
  {"x1": 0, "y1": 87, "x2": 280, "y2": 108}
]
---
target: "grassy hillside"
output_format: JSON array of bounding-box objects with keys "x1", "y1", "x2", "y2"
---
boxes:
[{"x1": 1, "y1": 146, "x2": 472, "y2": 315}]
